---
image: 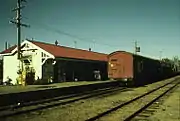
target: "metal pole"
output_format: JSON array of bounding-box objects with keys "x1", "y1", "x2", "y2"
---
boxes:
[
  {"x1": 93, "y1": 39, "x2": 95, "y2": 51},
  {"x1": 160, "y1": 51, "x2": 162, "y2": 60},
  {"x1": 17, "y1": 0, "x2": 21, "y2": 60},
  {"x1": 17, "y1": 0, "x2": 23, "y2": 85},
  {"x1": 74, "y1": 41, "x2": 77, "y2": 48},
  {"x1": 135, "y1": 41, "x2": 137, "y2": 55}
]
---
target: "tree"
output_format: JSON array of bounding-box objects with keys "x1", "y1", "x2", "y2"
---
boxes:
[
  {"x1": 161, "y1": 58, "x2": 173, "y2": 65},
  {"x1": 161, "y1": 58, "x2": 174, "y2": 69},
  {"x1": 172, "y1": 56, "x2": 180, "y2": 71}
]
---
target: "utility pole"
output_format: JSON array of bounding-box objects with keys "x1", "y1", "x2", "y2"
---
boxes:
[
  {"x1": 92, "y1": 39, "x2": 95, "y2": 51},
  {"x1": 159, "y1": 50, "x2": 162, "y2": 60},
  {"x1": 10, "y1": 0, "x2": 29, "y2": 86},
  {"x1": 10, "y1": 0, "x2": 29, "y2": 60}
]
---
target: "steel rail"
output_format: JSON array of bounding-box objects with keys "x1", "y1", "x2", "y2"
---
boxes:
[
  {"x1": 86, "y1": 78, "x2": 178, "y2": 121},
  {"x1": 0, "y1": 86, "x2": 127, "y2": 118},
  {"x1": 124, "y1": 81, "x2": 180, "y2": 121}
]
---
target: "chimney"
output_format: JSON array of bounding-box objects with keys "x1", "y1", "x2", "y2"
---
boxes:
[
  {"x1": 5, "y1": 41, "x2": 8, "y2": 50},
  {"x1": 55, "y1": 40, "x2": 58, "y2": 46}
]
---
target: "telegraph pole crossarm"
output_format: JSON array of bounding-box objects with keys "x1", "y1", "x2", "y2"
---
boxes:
[
  {"x1": 10, "y1": 20, "x2": 30, "y2": 27},
  {"x1": 10, "y1": 0, "x2": 29, "y2": 60}
]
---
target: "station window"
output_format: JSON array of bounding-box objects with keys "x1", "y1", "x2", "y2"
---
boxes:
[
  {"x1": 25, "y1": 43, "x2": 29, "y2": 48},
  {"x1": 47, "y1": 60, "x2": 50, "y2": 64},
  {"x1": 24, "y1": 60, "x2": 30, "y2": 65},
  {"x1": 42, "y1": 59, "x2": 45, "y2": 62}
]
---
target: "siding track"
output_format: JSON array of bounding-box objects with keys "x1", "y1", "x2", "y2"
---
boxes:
[
  {"x1": 0, "y1": 86, "x2": 127, "y2": 119},
  {"x1": 86, "y1": 78, "x2": 180, "y2": 121}
]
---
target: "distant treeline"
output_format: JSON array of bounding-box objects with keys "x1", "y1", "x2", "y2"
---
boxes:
[{"x1": 162, "y1": 57, "x2": 180, "y2": 72}]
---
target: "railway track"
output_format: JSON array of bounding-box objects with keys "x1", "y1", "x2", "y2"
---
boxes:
[
  {"x1": 86, "y1": 78, "x2": 180, "y2": 121},
  {"x1": 0, "y1": 85, "x2": 127, "y2": 119},
  {"x1": 124, "y1": 81, "x2": 179, "y2": 121}
]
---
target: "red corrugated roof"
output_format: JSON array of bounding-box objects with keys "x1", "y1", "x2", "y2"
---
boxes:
[
  {"x1": 30, "y1": 40, "x2": 108, "y2": 62},
  {"x1": 0, "y1": 45, "x2": 17, "y2": 54}
]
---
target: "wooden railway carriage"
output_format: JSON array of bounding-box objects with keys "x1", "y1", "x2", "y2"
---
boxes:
[
  {"x1": 160, "y1": 61, "x2": 174, "y2": 79},
  {"x1": 108, "y1": 51, "x2": 174, "y2": 86},
  {"x1": 133, "y1": 54, "x2": 161, "y2": 85},
  {"x1": 108, "y1": 51, "x2": 133, "y2": 82}
]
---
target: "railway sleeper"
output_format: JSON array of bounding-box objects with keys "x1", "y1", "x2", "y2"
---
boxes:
[
  {"x1": 131, "y1": 117, "x2": 150, "y2": 121},
  {"x1": 133, "y1": 110, "x2": 158, "y2": 121},
  {"x1": 143, "y1": 109, "x2": 155, "y2": 113},
  {"x1": 137, "y1": 113, "x2": 150, "y2": 117},
  {"x1": 140, "y1": 110, "x2": 154, "y2": 115},
  {"x1": 125, "y1": 81, "x2": 180, "y2": 121}
]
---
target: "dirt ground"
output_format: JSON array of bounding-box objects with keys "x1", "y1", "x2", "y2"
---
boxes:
[{"x1": 148, "y1": 85, "x2": 180, "y2": 121}]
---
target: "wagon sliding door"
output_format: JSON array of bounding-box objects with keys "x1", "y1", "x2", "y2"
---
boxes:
[
  {"x1": 109, "y1": 58, "x2": 125, "y2": 79},
  {"x1": 117, "y1": 59, "x2": 125, "y2": 78}
]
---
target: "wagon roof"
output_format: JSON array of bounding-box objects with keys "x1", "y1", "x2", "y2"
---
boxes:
[
  {"x1": 109, "y1": 51, "x2": 161, "y2": 62},
  {"x1": 29, "y1": 40, "x2": 108, "y2": 62}
]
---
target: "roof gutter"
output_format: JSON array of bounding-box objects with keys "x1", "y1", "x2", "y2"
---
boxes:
[{"x1": 0, "y1": 53, "x2": 13, "y2": 56}]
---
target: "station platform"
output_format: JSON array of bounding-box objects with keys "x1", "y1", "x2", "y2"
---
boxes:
[
  {"x1": 0, "y1": 80, "x2": 120, "y2": 107},
  {"x1": 0, "y1": 80, "x2": 117, "y2": 95}
]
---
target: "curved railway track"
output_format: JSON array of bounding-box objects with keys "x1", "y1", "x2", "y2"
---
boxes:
[
  {"x1": 0, "y1": 86, "x2": 127, "y2": 119},
  {"x1": 86, "y1": 78, "x2": 180, "y2": 121},
  {"x1": 124, "y1": 81, "x2": 179, "y2": 121}
]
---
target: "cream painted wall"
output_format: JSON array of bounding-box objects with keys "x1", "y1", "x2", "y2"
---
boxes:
[
  {"x1": 2, "y1": 40, "x2": 55, "y2": 84},
  {"x1": 3, "y1": 50, "x2": 43, "y2": 84},
  {"x1": 3, "y1": 54, "x2": 19, "y2": 84},
  {"x1": 31, "y1": 51, "x2": 42, "y2": 80}
]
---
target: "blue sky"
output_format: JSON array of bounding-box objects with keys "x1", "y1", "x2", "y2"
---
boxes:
[{"x1": 0, "y1": 0, "x2": 180, "y2": 59}]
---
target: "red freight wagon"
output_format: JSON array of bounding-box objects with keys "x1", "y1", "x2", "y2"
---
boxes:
[
  {"x1": 108, "y1": 51, "x2": 174, "y2": 86},
  {"x1": 108, "y1": 51, "x2": 133, "y2": 82}
]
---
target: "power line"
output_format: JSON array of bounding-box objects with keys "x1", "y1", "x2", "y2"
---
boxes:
[{"x1": 28, "y1": 22, "x2": 121, "y2": 49}]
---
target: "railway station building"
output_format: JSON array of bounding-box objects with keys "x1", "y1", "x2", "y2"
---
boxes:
[{"x1": 0, "y1": 39, "x2": 108, "y2": 85}]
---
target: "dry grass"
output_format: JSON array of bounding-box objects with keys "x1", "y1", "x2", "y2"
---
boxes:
[{"x1": 148, "y1": 85, "x2": 180, "y2": 121}]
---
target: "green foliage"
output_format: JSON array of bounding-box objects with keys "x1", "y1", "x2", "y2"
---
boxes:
[{"x1": 162, "y1": 56, "x2": 180, "y2": 71}]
